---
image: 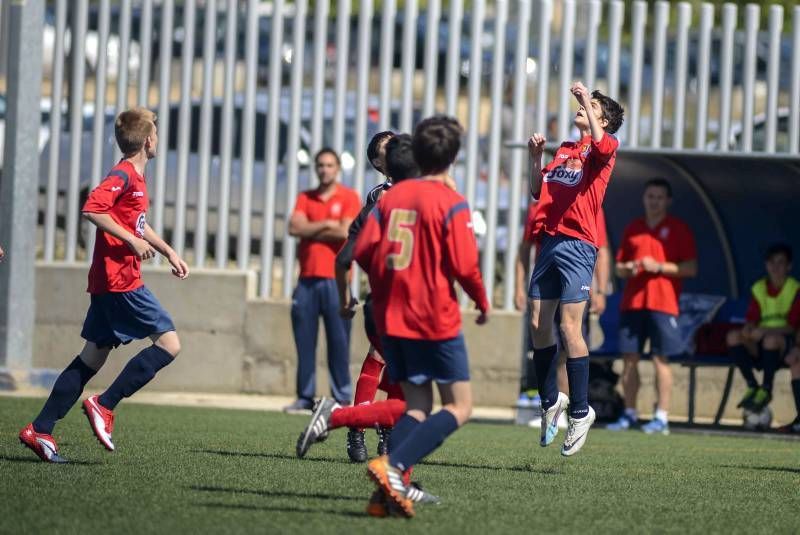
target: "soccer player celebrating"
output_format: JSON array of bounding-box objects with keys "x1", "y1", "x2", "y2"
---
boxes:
[
  {"x1": 526, "y1": 82, "x2": 623, "y2": 456},
  {"x1": 354, "y1": 116, "x2": 490, "y2": 517},
  {"x1": 19, "y1": 107, "x2": 189, "y2": 463}
]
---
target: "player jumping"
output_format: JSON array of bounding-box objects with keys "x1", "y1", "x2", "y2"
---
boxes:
[{"x1": 527, "y1": 82, "x2": 623, "y2": 456}]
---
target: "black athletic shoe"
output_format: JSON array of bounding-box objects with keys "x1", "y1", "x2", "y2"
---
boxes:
[
  {"x1": 376, "y1": 426, "x2": 391, "y2": 456},
  {"x1": 346, "y1": 428, "x2": 367, "y2": 463},
  {"x1": 736, "y1": 387, "x2": 758, "y2": 410}
]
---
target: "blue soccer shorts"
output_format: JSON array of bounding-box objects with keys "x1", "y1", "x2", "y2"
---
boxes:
[
  {"x1": 381, "y1": 334, "x2": 470, "y2": 385},
  {"x1": 528, "y1": 234, "x2": 597, "y2": 303},
  {"x1": 618, "y1": 309, "x2": 684, "y2": 357}
]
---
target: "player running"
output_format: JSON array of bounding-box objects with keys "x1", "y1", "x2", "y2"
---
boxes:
[
  {"x1": 527, "y1": 82, "x2": 623, "y2": 456},
  {"x1": 354, "y1": 115, "x2": 490, "y2": 517},
  {"x1": 19, "y1": 107, "x2": 189, "y2": 463}
]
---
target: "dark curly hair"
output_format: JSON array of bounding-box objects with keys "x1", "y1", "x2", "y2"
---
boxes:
[
  {"x1": 367, "y1": 131, "x2": 395, "y2": 173},
  {"x1": 591, "y1": 90, "x2": 624, "y2": 135},
  {"x1": 412, "y1": 115, "x2": 463, "y2": 174}
]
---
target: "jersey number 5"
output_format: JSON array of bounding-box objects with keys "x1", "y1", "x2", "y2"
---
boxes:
[{"x1": 386, "y1": 209, "x2": 417, "y2": 271}]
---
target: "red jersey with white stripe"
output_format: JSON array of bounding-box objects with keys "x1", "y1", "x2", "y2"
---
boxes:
[
  {"x1": 354, "y1": 179, "x2": 489, "y2": 340},
  {"x1": 82, "y1": 161, "x2": 149, "y2": 294},
  {"x1": 532, "y1": 133, "x2": 618, "y2": 247}
]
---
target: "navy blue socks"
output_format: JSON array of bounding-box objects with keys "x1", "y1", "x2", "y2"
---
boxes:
[
  {"x1": 760, "y1": 349, "x2": 780, "y2": 393},
  {"x1": 731, "y1": 345, "x2": 758, "y2": 388},
  {"x1": 98, "y1": 345, "x2": 174, "y2": 410},
  {"x1": 792, "y1": 379, "x2": 800, "y2": 415},
  {"x1": 566, "y1": 356, "x2": 590, "y2": 419},
  {"x1": 533, "y1": 344, "x2": 559, "y2": 410},
  {"x1": 33, "y1": 356, "x2": 97, "y2": 434},
  {"x1": 389, "y1": 410, "x2": 459, "y2": 472},
  {"x1": 387, "y1": 413, "x2": 422, "y2": 453}
]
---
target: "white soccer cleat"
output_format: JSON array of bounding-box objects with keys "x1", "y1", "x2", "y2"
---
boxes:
[
  {"x1": 561, "y1": 406, "x2": 596, "y2": 457},
  {"x1": 540, "y1": 392, "x2": 569, "y2": 447}
]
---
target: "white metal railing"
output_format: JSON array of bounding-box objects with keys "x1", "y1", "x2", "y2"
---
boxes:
[{"x1": 17, "y1": 0, "x2": 800, "y2": 310}]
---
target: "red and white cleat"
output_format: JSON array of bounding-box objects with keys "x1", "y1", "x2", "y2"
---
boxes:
[
  {"x1": 19, "y1": 423, "x2": 68, "y2": 463},
  {"x1": 82, "y1": 395, "x2": 115, "y2": 451}
]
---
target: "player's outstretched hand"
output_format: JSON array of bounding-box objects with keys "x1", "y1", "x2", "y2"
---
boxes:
[
  {"x1": 168, "y1": 253, "x2": 190, "y2": 279},
  {"x1": 339, "y1": 295, "x2": 358, "y2": 319},
  {"x1": 128, "y1": 236, "x2": 157, "y2": 260},
  {"x1": 527, "y1": 133, "x2": 546, "y2": 156},
  {"x1": 570, "y1": 81, "x2": 591, "y2": 106}
]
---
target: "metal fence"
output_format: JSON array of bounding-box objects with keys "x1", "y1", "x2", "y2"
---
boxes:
[{"x1": 6, "y1": 0, "x2": 800, "y2": 310}]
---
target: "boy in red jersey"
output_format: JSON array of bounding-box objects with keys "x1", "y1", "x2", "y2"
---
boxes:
[
  {"x1": 19, "y1": 108, "x2": 189, "y2": 463},
  {"x1": 353, "y1": 116, "x2": 489, "y2": 517},
  {"x1": 527, "y1": 82, "x2": 623, "y2": 456}
]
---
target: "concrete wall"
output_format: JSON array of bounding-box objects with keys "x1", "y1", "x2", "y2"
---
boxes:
[{"x1": 31, "y1": 264, "x2": 796, "y2": 423}]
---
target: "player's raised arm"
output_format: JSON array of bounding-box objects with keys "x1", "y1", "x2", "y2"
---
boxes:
[{"x1": 528, "y1": 133, "x2": 546, "y2": 199}]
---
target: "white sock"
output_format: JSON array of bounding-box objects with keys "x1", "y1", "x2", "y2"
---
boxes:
[
  {"x1": 655, "y1": 409, "x2": 668, "y2": 423},
  {"x1": 624, "y1": 408, "x2": 638, "y2": 420}
]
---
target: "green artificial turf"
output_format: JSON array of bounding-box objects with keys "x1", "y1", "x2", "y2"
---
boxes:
[{"x1": 1, "y1": 396, "x2": 798, "y2": 534}]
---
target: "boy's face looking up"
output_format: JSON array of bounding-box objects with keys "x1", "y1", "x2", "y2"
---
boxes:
[
  {"x1": 573, "y1": 98, "x2": 608, "y2": 132},
  {"x1": 766, "y1": 253, "x2": 791, "y2": 286}
]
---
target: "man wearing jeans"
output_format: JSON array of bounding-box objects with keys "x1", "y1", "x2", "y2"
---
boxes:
[{"x1": 284, "y1": 148, "x2": 361, "y2": 413}]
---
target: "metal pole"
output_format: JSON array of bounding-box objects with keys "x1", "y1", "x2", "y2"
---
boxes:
[
  {"x1": 282, "y1": 0, "x2": 308, "y2": 298},
  {"x1": 535, "y1": 0, "x2": 551, "y2": 134},
  {"x1": 259, "y1": 0, "x2": 285, "y2": 297},
  {"x1": 741, "y1": 4, "x2": 760, "y2": 153},
  {"x1": 584, "y1": 0, "x2": 601, "y2": 93},
  {"x1": 791, "y1": 7, "x2": 800, "y2": 154},
  {"x1": 557, "y1": 0, "x2": 576, "y2": 142},
  {"x1": 672, "y1": 2, "x2": 691, "y2": 149},
  {"x1": 215, "y1": 0, "x2": 238, "y2": 268},
  {"x1": 481, "y1": 0, "x2": 508, "y2": 306},
  {"x1": 464, "y1": 0, "x2": 485, "y2": 210},
  {"x1": 627, "y1": 1, "x2": 647, "y2": 148},
  {"x1": 606, "y1": 1, "x2": 624, "y2": 101},
  {"x1": 112, "y1": 0, "x2": 132, "y2": 163},
  {"x1": 422, "y1": 0, "x2": 441, "y2": 118},
  {"x1": 353, "y1": 0, "x2": 373, "y2": 202},
  {"x1": 378, "y1": 0, "x2": 396, "y2": 136},
  {"x1": 310, "y1": 0, "x2": 329, "y2": 153},
  {"x1": 43, "y1": 0, "x2": 67, "y2": 262},
  {"x1": 650, "y1": 1, "x2": 669, "y2": 148},
  {"x1": 399, "y1": 0, "x2": 418, "y2": 133},
  {"x1": 694, "y1": 3, "x2": 713, "y2": 150},
  {"x1": 718, "y1": 3, "x2": 737, "y2": 153},
  {"x1": 153, "y1": 0, "x2": 174, "y2": 256},
  {"x1": 138, "y1": 0, "x2": 154, "y2": 107},
  {"x1": 86, "y1": 0, "x2": 111, "y2": 263},
  {"x1": 195, "y1": 0, "x2": 217, "y2": 267},
  {"x1": 764, "y1": 5, "x2": 783, "y2": 154},
  {"x1": 503, "y1": 0, "x2": 531, "y2": 311},
  {"x1": 444, "y1": 0, "x2": 463, "y2": 118},
  {"x1": 65, "y1": 0, "x2": 88, "y2": 263},
  {"x1": 332, "y1": 0, "x2": 350, "y2": 155},
  {"x1": 0, "y1": 0, "x2": 44, "y2": 370}
]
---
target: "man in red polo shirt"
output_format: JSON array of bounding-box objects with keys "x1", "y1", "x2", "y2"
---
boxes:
[
  {"x1": 284, "y1": 148, "x2": 361, "y2": 413},
  {"x1": 609, "y1": 177, "x2": 697, "y2": 435}
]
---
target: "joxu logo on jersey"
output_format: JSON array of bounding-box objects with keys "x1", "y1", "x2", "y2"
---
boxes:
[
  {"x1": 544, "y1": 158, "x2": 584, "y2": 187},
  {"x1": 135, "y1": 213, "x2": 146, "y2": 238}
]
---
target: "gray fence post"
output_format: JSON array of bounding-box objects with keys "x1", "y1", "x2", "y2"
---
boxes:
[{"x1": 0, "y1": 0, "x2": 44, "y2": 373}]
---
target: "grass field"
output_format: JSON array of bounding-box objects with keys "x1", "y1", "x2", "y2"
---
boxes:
[{"x1": 1, "y1": 396, "x2": 798, "y2": 534}]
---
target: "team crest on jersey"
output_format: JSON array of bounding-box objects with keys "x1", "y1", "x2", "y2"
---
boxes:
[
  {"x1": 136, "y1": 213, "x2": 146, "y2": 238},
  {"x1": 660, "y1": 226, "x2": 670, "y2": 240},
  {"x1": 330, "y1": 202, "x2": 342, "y2": 218},
  {"x1": 580, "y1": 143, "x2": 591, "y2": 157},
  {"x1": 544, "y1": 157, "x2": 583, "y2": 187}
]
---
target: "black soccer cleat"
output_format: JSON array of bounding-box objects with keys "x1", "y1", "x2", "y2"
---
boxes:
[
  {"x1": 346, "y1": 428, "x2": 368, "y2": 463},
  {"x1": 376, "y1": 426, "x2": 391, "y2": 456}
]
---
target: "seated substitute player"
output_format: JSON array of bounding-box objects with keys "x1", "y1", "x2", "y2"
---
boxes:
[
  {"x1": 527, "y1": 82, "x2": 623, "y2": 456},
  {"x1": 333, "y1": 130, "x2": 402, "y2": 462},
  {"x1": 726, "y1": 243, "x2": 800, "y2": 418},
  {"x1": 353, "y1": 115, "x2": 490, "y2": 518},
  {"x1": 19, "y1": 107, "x2": 189, "y2": 463}
]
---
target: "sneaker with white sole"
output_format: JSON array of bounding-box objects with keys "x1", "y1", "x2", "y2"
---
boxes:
[
  {"x1": 641, "y1": 418, "x2": 670, "y2": 435},
  {"x1": 82, "y1": 395, "x2": 115, "y2": 451},
  {"x1": 561, "y1": 406, "x2": 596, "y2": 457},
  {"x1": 296, "y1": 397, "x2": 341, "y2": 458},
  {"x1": 540, "y1": 392, "x2": 569, "y2": 447},
  {"x1": 606, "y1": 413, "x2": 637, "y2": 431}
]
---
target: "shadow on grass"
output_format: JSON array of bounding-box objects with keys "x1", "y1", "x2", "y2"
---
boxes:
[
  {"x1": 190, "y1": 485, "x2": 363, "y2": 502},
  {"x1": 194, "y1": 501, "x2": 365, "y2": 518},
  {"x1": 719, "y1": 464, "x2": 800, "y2": 475},
  {"x1": 0, "y1": 454, "x2": 101, "y2": 466},
  {"x1": 194, "y1": 449, "x2": 562, "y2": 475}
]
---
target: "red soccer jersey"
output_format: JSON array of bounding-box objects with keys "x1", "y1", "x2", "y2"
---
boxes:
[
  {"x1": 616, "y1": 215, "x2": 697, "y2": 316},
  {"x1": 524, "y1": 201, "x2": 608, "y2": 248},
  {"x1": 83, "y1": 161, "x2": 149, "y2": 294},
  {"x1": 532, "y1": 133, "x2": 618, "y2": 247},
  {"x1": 745, "y1": 282, "x2": 800, "y2": 329},
  {"x1": 293, "y1": 184, "x2": 361, "y2": 279},
  {"x1": 353, "y1": 179, "x2": 489, "y2": 341}
]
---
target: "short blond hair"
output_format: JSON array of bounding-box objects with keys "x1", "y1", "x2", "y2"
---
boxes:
[{"x1": 115, "y1": 107, "x2": 156, "y2": 155}]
